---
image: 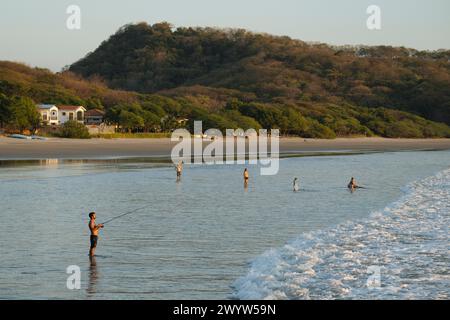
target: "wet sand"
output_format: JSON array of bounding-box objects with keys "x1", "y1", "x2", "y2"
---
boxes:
[{"x1": 0, "y1": 137, "x2": 449, "y2": 160}]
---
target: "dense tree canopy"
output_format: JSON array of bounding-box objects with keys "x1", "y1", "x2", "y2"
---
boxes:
[
  {"x1": 0, "y1": 93, "x2": 40, "y2": 133},
  {"x1": 70, "y1": 22, "x2": 450, "y2": 126}
]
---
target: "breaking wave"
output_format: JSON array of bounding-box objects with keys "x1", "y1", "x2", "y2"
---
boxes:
[{"x1": 233, "y1": 169, "x2": 450, "y2": 299}]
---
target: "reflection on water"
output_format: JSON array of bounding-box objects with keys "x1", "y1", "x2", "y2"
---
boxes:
[
  {"x1": 0, "y1": 151, "x2": 371, "y2": 168},
  {"x1": 0, "y1": 150, "x2": 448, "y2": 299},
  {"x1": 41, "y1": 159, "x2": 60, "y2": 166},
  {"x1": 0, "y1": 158, "x2": 173, "y2": 182},
  {"x1": 0, "y1": 157, "x2": 172, "y2": 168},
  {"x1": 87, "y1": 256, "x2": 98, "y2": 298}
]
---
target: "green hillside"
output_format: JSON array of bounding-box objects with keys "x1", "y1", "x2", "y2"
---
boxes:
[
  {"x1": 1, "y1": 22, "x2": 450, "y2": 138},
  {"x1": 70, "y1": 22, "x2": 450, "y2": 126}
]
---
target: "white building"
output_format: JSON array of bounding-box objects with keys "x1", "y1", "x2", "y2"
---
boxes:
[
  {"x1": 58, "y1": 105, "x2": 86, "y2": 124},
  {"x1": 37, "y1": 104, "x2": 59, "y2": 125},
  {"x1": 37, "y1": 104, "x2": 86, "y2": 125}
]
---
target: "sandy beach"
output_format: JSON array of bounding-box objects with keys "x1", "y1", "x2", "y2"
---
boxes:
[{"x1": 0, "y1": 137, "x2": 450, "y2": 160}]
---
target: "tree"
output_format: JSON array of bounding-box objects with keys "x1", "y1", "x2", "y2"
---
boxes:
[
  {"x1": 119, "y1": 111, "x2": 144, "y2": 132},
  {"x1": 281, "y1": 108, "x2": 308, "y2": 135},
  {"x1": 0, "y1": 93, "x2": 12, "y2": 128},
  {"x1": 161, "y1": 114, "x2": 179, "y2": 132},
  {"x1": 8, "y1": 96, "x2": 40, "y2": 133},
  {"x1": 59, "y1": 120, "x2": 91, "y2": 139},
  {"x1": 222, "y1": 109, "x2": 262, "y2": 131},
  {"x1": 86, "y1": 97, "x2": 104, "y2": 110},
  {"x1": 142, "y1": 111, "x2": 161, "y2": 132}
]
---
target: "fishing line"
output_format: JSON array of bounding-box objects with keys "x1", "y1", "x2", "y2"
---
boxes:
[
  {"x1": 346, "y1": 186, "x2": 369, "y2": 190},
  {"x1": 102, "y1": 204, "x2": 151, "y2": 225}
]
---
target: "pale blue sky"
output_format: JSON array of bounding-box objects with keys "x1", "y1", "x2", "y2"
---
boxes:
[{"x1": 1, "y1": 0, "x2": 449, "y2": 71}]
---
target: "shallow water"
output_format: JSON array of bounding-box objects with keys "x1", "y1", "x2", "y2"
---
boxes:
[
  {"x1": 0, "y1": 151, "x2": 448, "y2": 299},
  {"x1": 234, "y1": 167, "x2": 450, "y2": 300}
]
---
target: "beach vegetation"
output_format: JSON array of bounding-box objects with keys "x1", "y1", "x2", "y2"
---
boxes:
[
  {"x1": 0, "y1": 94, "x2": 40, "y2": 133},
  {"x1": 58, "y1": 120, "x2": 91, "y2": 139}
]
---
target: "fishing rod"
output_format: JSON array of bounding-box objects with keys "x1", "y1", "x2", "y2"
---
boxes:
[
  {"x1": 346, "y1": 186, "x2": 369, "y2": 190},
  {"x1": 101, "y1": 204, "x2": 151, "y2": 225}
]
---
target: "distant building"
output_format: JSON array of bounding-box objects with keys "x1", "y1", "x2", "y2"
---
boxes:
[
  {"x1": 176, "y1": 118, "x2": 189, "y2": 125},
  {"x1": 58, "y1": 105, "x2": 86, "y2": 124},
  {"x1": 84, "y1": 109, "x2": 105, "y2": 125},
  {"x1": 37, "y1": 104, "x2": 87, "y2": 126},
  {"x1": 37, "y1": 104, "x2": 59, "y2": 125}
]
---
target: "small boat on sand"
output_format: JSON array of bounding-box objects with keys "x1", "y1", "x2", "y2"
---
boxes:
[
  {"x1": 31, "y1": 135, "x2": 47, "y2": 140},
  {"x1": 8, "y1": 134, "x2": 47, "y2": 140},
  {"x1": 9, "y1": 134, "x2": 32, "y2": 140}
]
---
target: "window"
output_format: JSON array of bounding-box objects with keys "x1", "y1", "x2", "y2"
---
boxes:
[
  {"x1": 43, "y1": 113, "x2": 48, "y2": 121},
  {"x1": 69, "y1": 113, "x2": 74, "y2": 120},
  {"x1": 62, "y1": 112, "x2": 66, "y2": 116},
  {"x1": 77, "y1": 111, "x2": 83, "y2": 121}
]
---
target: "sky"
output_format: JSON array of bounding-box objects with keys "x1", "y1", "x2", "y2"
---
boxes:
[{"x1": 1, "y1": 0, "x2": 449, "y2": 71}]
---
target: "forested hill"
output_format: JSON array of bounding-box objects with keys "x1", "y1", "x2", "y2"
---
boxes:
[
  {"x1": 70, "y1": 22, "x2": 450, "y2": 126},
  {"x1": 1, "y1": 22, "x2": 450, "y2": 138}
]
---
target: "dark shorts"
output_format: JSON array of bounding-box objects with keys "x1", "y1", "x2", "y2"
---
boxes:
[{"x1": 90, "y1": 235, "x2": 98, "y2": 248}]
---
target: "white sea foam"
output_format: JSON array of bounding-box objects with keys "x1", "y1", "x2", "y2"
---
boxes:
[{"x1": 233, "y1": 169, "x2": 450, "y2": 300}]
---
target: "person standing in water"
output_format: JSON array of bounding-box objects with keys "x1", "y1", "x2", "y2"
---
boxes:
[
  {"x1": 243, "y1": 168, "x2": 249, "y2": 182},
  {"x1": 176, "y1": 161, "x2": 184, "y2": 180},
  {"x1": 348, "y1": 177, "x2": 359, "y2": 191},
  {"x1": 293, "y1": 177, "x2": 300, "y2": 192},
  {"x1": 88, "y1": 212, "x2": 104, "y2": 257}
]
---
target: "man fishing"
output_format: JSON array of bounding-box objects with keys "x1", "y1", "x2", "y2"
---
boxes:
[{"x1": 88, "y1": 212, "x2": 104, "y2": 257}]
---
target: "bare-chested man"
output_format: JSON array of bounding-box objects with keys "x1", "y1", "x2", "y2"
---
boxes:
[
  {"x1": 88, "y1": 212, "x2": 104, "y2": 257},
  {"x1": 176, "y1": 161, "x2": 184, "y2": 180},
  {"x1": 243, "y1": 168, "x2": 249, "y2": 181}
]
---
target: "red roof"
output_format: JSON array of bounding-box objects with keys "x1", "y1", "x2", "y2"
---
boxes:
[
  {"x1": 58, "y1": 105, "x2": 85, "y2": 111},
  {"x1": 85, "y1": 109, "x2": 105, "y2": 117}
]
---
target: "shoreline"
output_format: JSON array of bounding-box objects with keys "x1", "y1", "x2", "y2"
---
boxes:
[{"x1": 0, "y1": 137, "x2": 450, "y2": 160}]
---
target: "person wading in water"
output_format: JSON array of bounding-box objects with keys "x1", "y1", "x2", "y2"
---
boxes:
[
  {"x1": 348, "y1": 177, "x2": 359, "y2": 192},
  {"x1": 176, "y1": 161, "x2": 184, "y2": 181},
  {"x1": 88, "y1": 212, "x2": 104, "y2": 257},
  {"x1": 293, "y1": 177, "x2": 300, "y2": 192}
]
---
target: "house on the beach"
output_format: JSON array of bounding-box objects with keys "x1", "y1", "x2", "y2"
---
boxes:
[
  {"x1": 84, "y1": 109, "x2": 105, "y2": 125},
  {"x1": 58, "y1": 105, "x2": 86, "y2": 124},
  {"x1": 36, "y1": 104, "x2": 115, "y2": 134},
  {"x1": 37, "y1": 104, "x2": 59, "y2": 125},
  {"x1": 37, "y1": 104, "x2": 86, "y2": 125}
]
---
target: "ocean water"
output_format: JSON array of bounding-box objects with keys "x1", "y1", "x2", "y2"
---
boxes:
[
  {"x1": 0, "y1": 151, "x2": 448, "y2": 299},
  {"x1": 234, "y1": 167, "x2": 450, "y2": 300}
]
